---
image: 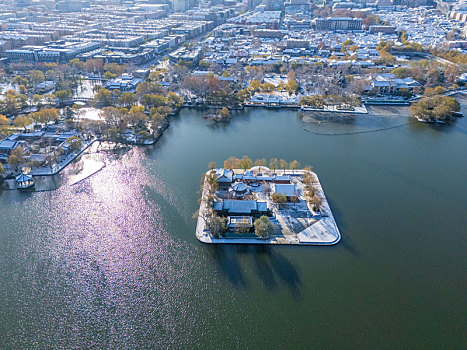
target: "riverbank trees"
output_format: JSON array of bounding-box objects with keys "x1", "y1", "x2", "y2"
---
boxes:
[
  {"x1": 118, "y1": 92, "x2": 137, "y2": 108},
  {"x1": 299, "y1": 95, "x2": 324, "y2": 109},
  {"x1": 289, "y1": 160, "x2": 301, "y2": 173},
  {"x1": 66, "y1": 136, "x2": 82, "y2": 151},
  {"x1": 13, "y1": 115, "x2": 32, "y2": 131},
  {"x1": 220, "y1": 156, "x2": 304, "y2": 174},
  {"x1": 91, "y1": 87, "x2": 112, "y2": 107},
  {"x1": 182, "y1": 74, "x2": 238, "y2": 107},
  {"x1": 0, "y1": 114, "x2": 8, "y2": 126},
  {"x1": 206, "y1": 213, "x2": 227, "y2": 238},
  {"x1": 299, "y1": 94, "x2": 361, "y2": 110},
  {"x1": 195, "y1": 170, "x2": 225, "y2": 238},
  {"x1": 219, "y1": 107, "x2": 231, "y2": 119},
  {"x1": 0, "y1": 114, "x2": 11, "y2": 138},
  {"x1": 254, "y1": 216, "x2": 273, "y2": 238},
  {"x1": 302, "y1": 172, "x2": 322, "y2": 212},
  {"x1": 0, "y1": 90, "x2": 28, "y2": 116},
  {"x1": 29, "y1": 108, "x2": 58, "y2": 125},
  {"x1": 7, "y1": 147, "x2": 25, "y2": 172},
  {"x1": 84, "y1": 85, "x2": 183, "y2": 142},
  {"x1": 409, "y1": 95, "x2": 460, "y2": 122}
]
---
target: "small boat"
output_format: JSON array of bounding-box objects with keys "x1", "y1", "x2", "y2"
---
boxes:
[
  {"x1": 15, "y1": 173, "x2": 35, "y2": 190},
  {"x1": 451, "y1": 111, "x2": 464, "y2": 118}
]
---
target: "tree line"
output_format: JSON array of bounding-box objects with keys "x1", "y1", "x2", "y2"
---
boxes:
[{"x1": 410, "y1": 95, "x2": 460, "y2": 121}]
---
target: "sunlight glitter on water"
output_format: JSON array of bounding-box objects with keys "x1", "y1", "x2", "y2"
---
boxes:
[
  {"x1": 2, "y1": 104, "x2": 466, "y2": 348},
  {"x1": 11, "y1": 146, "x2": 225, "y2": 348}
]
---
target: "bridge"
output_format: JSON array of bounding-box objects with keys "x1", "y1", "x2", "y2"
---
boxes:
[{"x1": 60, "y1": 97, "x2": 91, "y2": 105}]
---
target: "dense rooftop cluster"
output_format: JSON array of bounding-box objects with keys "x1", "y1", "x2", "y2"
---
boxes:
[{"x1": 0, "y1": 0, "x2": 466, "y2": 180}]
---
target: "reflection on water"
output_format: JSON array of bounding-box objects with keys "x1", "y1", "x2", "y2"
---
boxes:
[
  {"x1": 1, "y1": 103, "x2": 466, "y2": 349},
  {"x1": 298, "y1": 105, "x2": 413, "y2": 134},
  {"x1": 68, "y1": 158, "x2": 105, "y2": 186},
  {"x1": 30, "y1": 143, "x2": 121, "y2": 192},
  {"x1": 208, "y1": 244, "x2": 303, "y2": 299},
  {"x1": 1, "y1": 146, "x2": 232, "y2": 348}
]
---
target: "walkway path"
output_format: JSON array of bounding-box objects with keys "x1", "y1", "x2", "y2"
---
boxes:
[{"x1": 32, "y1": 140, "x2": 98, "y2": 176}]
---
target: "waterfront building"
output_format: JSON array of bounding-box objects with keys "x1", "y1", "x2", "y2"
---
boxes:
[
  {"x1": 226, "y1": 216, "x2": 254, "y2": 231},
  {"x1": 229, "y1": 182, "x2": 249, "y2": 198},
  {"x1": 273, "y1": 175, "x2": 292, "y2": 184},
  {"x1": 369, "y1": 73, "x2": 421, "y2": 94},
  {"x1": 213, "y1": 200, "x2": 270, "y2": 217},
  {"x1": 274, "y1": 183, "x2": 299, "y2": 201},
  {"x1": 36, "y1": 81, "x2": 56, "y2": 93},
  {"x1": 15, "y1": 173, "x2": 34, "y2": 190},
  {"x1": 0, "y1": 140, "x2": 19, "y2": 163},
  {"x1": 104, "y1": 75, "x2": 143, "y2": 92},
  {"x1": 216, "y1": 168, "x2": 234, "y2": 182},
  {"x1": 234, "y1": 170, "x2": 257, "y2": 183}
]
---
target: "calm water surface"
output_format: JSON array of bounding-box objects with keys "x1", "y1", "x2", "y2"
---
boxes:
[{"x1": 1, "y1": 102, "x2": 466, "y2": 349}]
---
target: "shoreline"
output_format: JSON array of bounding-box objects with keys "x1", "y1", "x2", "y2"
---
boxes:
[
  {"x1": 31, "y1": 139, "x2": 99, "y2": 177},
  {"x1": 5, "y1": 97, "x2": 456, "y2": 188},
  {"x1": 7, "y1": 112, "x2": 173, "y2": 184},
  {"x1": 300, "y1": 105, "x2": 368, "y2": 114}
]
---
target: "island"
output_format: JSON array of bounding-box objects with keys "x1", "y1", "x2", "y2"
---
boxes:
[
  {"x1": 409, "y1": 95, "x2": 462, "y2": 123},
  {"x1": 195, "y1": 161, "x2": 341, "y2": 245}
]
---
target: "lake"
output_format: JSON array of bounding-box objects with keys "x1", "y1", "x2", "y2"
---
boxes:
[{"x1": 0, "y1": 101, "x2": 466, "y2": 349}]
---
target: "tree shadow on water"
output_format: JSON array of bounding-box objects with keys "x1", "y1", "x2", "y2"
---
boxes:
[
  {"x1": 326, "y1": 196, "x2": 359, "y2": 257},
  {"x1": 208, "y1": 244, "x2": 303, "y2": 300},
  {"x1": 208, "y1": 245, "x2": 248, "y2": 288},
  {"x1": 268, "y1": 248, "x2": 303, "y2": 301},
  {"x1": 251, "y1": 245, "x2": 277, "y2": 290},
  {"x1": 426, "y1": 120, "x2": 465, "y2": 135}
]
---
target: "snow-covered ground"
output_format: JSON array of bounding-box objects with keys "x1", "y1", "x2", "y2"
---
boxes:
[{"x1": 195, "y1": 168, "x2": 341, "y2": 246}]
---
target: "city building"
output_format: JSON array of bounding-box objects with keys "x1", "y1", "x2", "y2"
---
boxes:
[{"x1": 315, "y1": 17, "x2": 363, "y2": 31}]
